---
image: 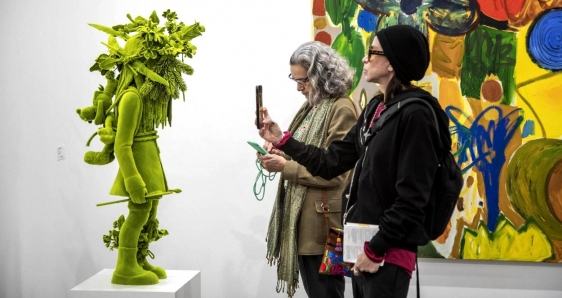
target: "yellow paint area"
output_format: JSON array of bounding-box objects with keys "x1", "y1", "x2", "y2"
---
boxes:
[
  {"x1": 314, "y1": 17, "x2": 327, "y2": 30},
  {"x1": 462, "y1": 217, "x2": 553, "y2": 261},
  {"x1": 515, "y1": 23, "x2": 562, "y2": 139}
]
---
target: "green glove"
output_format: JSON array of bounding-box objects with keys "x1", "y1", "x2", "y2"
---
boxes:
[
  {"x1": 129, "y1": 187, "x2": 148, "y2": 204},
  {"x1": 124, "y1": 175, "x2": 147, "y2": 204}
]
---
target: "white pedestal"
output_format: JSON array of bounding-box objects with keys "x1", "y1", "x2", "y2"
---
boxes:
[{"x1": 70, "y1": 269, "x2": 201, "y2": 298}]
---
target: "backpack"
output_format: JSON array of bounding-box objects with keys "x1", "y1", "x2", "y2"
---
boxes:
[{"x1": 371, "y1": 97, "x2": 464, "y2": 240}]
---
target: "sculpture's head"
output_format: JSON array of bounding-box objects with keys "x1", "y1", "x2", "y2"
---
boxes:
[{"x1": 89, "y1": 10, "x2": 205, "y2": 128}]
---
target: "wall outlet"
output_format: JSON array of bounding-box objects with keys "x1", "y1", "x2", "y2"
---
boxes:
[{"x1": 57, "y1": 145, "x2": 65, "y2": 161}]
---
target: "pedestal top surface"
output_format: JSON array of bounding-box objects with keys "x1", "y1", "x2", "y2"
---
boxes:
[{"x1": 71, "y1": 269, "x2": 200, "y2": 292}]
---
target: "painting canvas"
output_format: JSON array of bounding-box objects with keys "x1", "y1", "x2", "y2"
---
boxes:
[{"x1": 312, "y1": 0, "x2": 562, "y2": 262}]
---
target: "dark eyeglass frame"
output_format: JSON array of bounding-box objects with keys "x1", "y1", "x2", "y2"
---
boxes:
[
  {"x1": 288, "y1": 73, "x2": 309, "y2": 85},
  {"x1": 367, "y1": 49, "x2": 385, "y2": 61}
]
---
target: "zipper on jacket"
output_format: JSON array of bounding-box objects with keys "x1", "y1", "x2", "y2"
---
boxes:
[{"x1": 343, "y1": 145, "x2": 369, "y2": 224}]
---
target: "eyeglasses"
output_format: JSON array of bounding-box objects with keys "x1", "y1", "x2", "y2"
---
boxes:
[
  {"x1": 288, "y1": 73, "x2": 309, "y2": 85},
  {"x1": 367, "y1": 49, "x2": 385, "y2": 61}
]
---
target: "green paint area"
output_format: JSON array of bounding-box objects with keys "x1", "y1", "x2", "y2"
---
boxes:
[
  {"x1": 507, "y1": 138, "x2": 562, "y2": 241},
  {"x1": 325, "y1": 0, "x2": 357, "y2": 27},
  {"x1": 332, "y1": 32, "x2": 365, "y2": 93},
  {"x1": 461, "y1": 26, "x2": 516, "y2": 105},
  {"x1": 326, "y1": 0, "x2": 364, "y2": 94}
]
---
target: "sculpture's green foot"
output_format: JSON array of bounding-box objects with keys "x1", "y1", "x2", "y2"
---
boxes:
[
  {"x1": 143, "y1": 261, "x2": 167, "y2": 279},
  {"x1": 112, "y1": 247, "x2": 159, "y2": 285},
  {"x1": 111, "y1": 270, "x2": 159, "y2": 285}
]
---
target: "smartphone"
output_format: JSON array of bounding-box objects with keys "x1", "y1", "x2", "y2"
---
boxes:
[
  {"x1": 247, "y1": 140, "x2": 268, "y2": 155},
  {"x1": 256, "y1": 85, "x2": 263, "y2": 129}
]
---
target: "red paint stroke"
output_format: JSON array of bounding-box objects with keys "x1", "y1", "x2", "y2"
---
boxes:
[
  {"x1": 477, "y1": 0, "x2": 526, "y2": 21},
  {"x1": 315, "y1": 31, "x2": 332, "y2": 45},
  {"x1": 313, "y1": 0, "x2": 326, "y2": 16}
]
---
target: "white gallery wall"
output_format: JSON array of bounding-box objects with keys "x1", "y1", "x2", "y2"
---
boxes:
[{"x1": 0, "y1": 0, "x2": 561, "y2": 297}]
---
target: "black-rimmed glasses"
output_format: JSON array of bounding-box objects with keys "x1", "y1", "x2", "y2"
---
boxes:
[
  {"x1": 367, "y1": 49, "x2": 385, "y2": 61},
  {"x1": 288, "y1": 73, "x2": 309, "y2": 85}
]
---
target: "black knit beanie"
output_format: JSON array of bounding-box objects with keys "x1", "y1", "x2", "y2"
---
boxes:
[{"x1": 376, "y1": 25, "x2": 430, "y2": 84}]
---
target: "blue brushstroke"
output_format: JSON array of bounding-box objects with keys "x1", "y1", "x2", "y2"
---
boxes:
[
  {"x1": 522, "y1": 120, "x2": 535, "y2": 138},
  {"x1": 527, "y1": 8, "x2": 562, "y2": 71},
  {"x1": 357, "y1": 9, "x2": 378, "y2": 32},
  {"x1": 446, "y1": 105, "x2": 524, "y2": 232}
]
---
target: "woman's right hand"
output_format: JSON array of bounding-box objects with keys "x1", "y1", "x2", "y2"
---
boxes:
[
  {"x1": 259, "y1": 107, "x2": 284, "y2": 144},
  {"x1": 257, "y1": 152, "x2": 286, "y2": 172}
]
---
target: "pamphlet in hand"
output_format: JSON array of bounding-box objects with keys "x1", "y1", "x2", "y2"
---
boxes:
[{"x1": 343, "y1": 222, "x2": 380, "y2": 263}]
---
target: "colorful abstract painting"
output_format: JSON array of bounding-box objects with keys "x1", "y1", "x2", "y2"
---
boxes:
[{"x1": 312, "y1": 0, "x2": 562, "y2": 262}]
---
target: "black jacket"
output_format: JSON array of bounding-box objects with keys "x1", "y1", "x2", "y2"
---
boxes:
[{"x1": 281, "y1": 88, "x2": 451, "y2": 256}]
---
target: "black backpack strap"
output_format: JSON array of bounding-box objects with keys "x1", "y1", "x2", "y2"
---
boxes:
[
  {"x1": 416, "y1": 253, "x2": 420, "y2": 298},
  {"x1": 375, "y1": 97, "x2": 440, "y2": 138}
]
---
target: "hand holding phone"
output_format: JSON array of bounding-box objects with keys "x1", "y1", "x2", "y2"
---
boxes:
[{"x1": 256, "y1": 85, "x2": 263, "y2": 129}]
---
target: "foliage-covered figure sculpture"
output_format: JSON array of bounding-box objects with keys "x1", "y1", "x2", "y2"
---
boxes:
[{"x1": 77, "y1": 10, "x2": 204, "y2": 285}]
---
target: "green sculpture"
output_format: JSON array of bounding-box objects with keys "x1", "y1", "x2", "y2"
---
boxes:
[{"x1": 78, "y1": 10, "x2": 204, "y2": 285}]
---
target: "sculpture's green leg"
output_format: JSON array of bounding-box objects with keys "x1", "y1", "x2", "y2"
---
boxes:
[
  {"x1": 139, "y1": 198, "x2": 167, "y2": 279},
  {"x1": 111, "y1": 201, "x2": 159, "y2": 285}
]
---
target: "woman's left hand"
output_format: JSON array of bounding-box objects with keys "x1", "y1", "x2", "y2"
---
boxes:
[
  {"x1": 256, "y1": 152, "x2": 286, "y2": 172},
  {"x1": 352, "y1": 252, "x2": 382, "y2": 276}
]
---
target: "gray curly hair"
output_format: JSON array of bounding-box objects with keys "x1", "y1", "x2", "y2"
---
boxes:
[{"x1": 290, "y1": 41, "x2": 354, "y2": 105}]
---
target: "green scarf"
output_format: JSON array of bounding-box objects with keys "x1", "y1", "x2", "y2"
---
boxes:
[{"x1": 265, "y1": 97, "x2": 337, "y2": 297}]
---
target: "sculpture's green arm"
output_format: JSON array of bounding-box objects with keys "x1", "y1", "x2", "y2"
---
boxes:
[{"x1": 114, "y1": 90, "x2": 146, "y2": 204}]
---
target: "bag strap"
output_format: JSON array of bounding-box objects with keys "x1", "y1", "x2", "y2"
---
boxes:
[
  {"x1": 416, "y1": 254, "x2": 420, "y2": 298},
  {"x1": 321, "y1": 190, "x2": 330, "y2": 233},
  {"x1": 363, "y1": 97, "x2": 441, "y2": 145}
]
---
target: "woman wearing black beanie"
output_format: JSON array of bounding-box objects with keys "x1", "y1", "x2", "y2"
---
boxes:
[{"x1": 258, "y1": 24, "x2": 453, "y2": 298}]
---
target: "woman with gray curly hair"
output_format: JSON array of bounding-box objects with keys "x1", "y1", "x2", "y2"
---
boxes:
[{"x1": 259, "y1": 41, "x2": 358, "y2": 298}]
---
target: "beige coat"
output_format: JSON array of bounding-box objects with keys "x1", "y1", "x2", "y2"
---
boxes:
[{"x1": 282, "y1": 97, "x2": 358, "y2": 255}]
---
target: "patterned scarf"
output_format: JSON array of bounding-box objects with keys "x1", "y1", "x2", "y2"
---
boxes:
[{"x1": 265, "y1": 97, "x2": 337, "y2": 297}]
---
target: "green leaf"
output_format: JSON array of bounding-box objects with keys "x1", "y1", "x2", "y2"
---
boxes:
[
  {"x1": 131, "y1": 61, "x2": 169, "y2": 86},
  {"x1": 150, "y1": 11, "x2": 160, "y2": 25},
  {"x1": 126, "y1": 64, "x2": 139, "y2": 76},
  {"x1": 118, "y1": 214, "x2": 125, "y2": 227},
  {"x1": 134, "y1": 16, "x2": 148, "y2": 24},
  {"x1": 90, "y1": 54, "x2": 109, "y2": 72},
  {"x1": 90, "y1": 62, "x2": 101, "y2": 72},
  {"x1": 122, "y1": 35, "x2": 143, "y2": 57},
  {"x1": 180, "y1": 22, "x2": 205, "y2": 40},
  {"x1": 107, "y1": 36, "x2": 121, "y2": 55},
  {"x1": 101, "y1": 41, "x2": 123, "y2": 55},
  {"x1": 99, "y1": 57, "x2": 117, "y2": 70},
  {"x1": 89, "y1": 23, "x2": 128, "y2": 40}
]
